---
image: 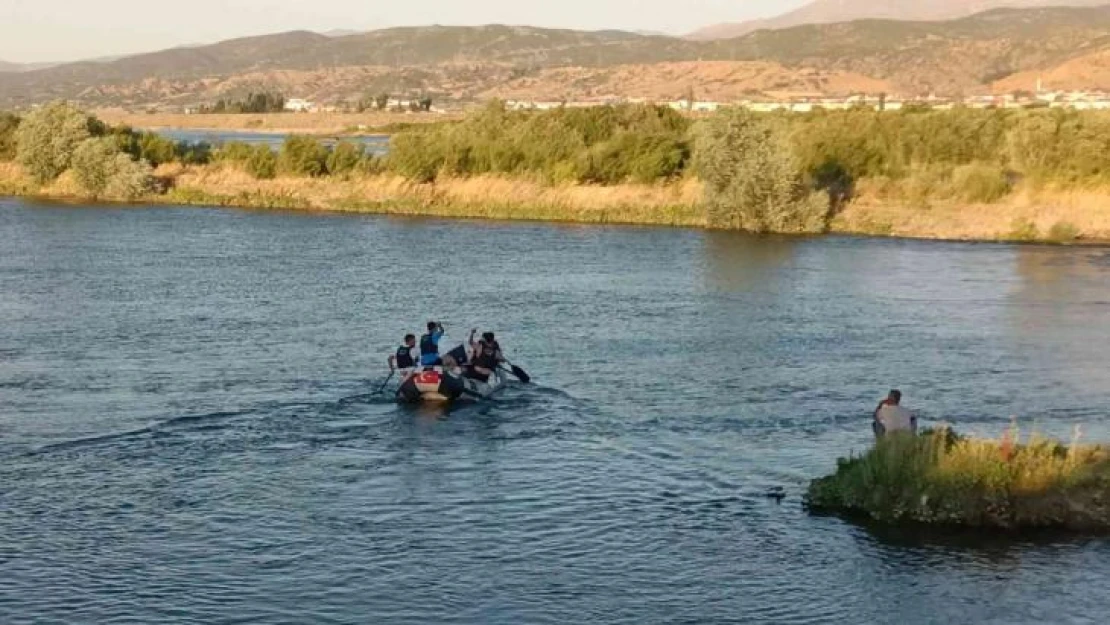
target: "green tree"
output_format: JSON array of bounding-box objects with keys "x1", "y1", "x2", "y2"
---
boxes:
[
  {"x1": 137, "y1": 132, "x2": 179, "y2": 167},
  {"x1": 0, "y1": 112, "x2": 21, "y2": 161},
  {"x1": 278, "y1": 135, "x2": 329, "y2": 177},
  {"x1": 694, "y1": 109, "x2": 830, "y2": 233},
  {"x1": 15, "y1": 101, "x2": 99, "y2": 183},
  {"x1": 375, "y1": 93, "x2": 390, "y2": 111},
  {"x1": 71, "y1": 137, "x2": 153, "y2": 199}
]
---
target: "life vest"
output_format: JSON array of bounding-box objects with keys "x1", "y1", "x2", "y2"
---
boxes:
[
  {"x1": 395, "y1": 345, "x2": 415, "y2": 369},
  {"x1": 420, "y1": 333, "x2": 439, "y2": 357},
  {"x1": 474, "y1": 340, "x2": 500, "y2": 370}
]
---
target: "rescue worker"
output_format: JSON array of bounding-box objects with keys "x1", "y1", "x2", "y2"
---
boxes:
[
  {"x1": 419, "y1": 321, "x2": 445, "y2": 367},
  {"x1": 466, "y1": 329, "x2": 504, "y2": 383},
  {"x1": 388, "y1": 334, "x2": 417, "y2": 374}
]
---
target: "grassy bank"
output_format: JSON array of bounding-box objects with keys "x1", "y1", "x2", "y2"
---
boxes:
[
  {"x1": 0, "y1": 161, "x2": 705, "y2": 226},
  {"x1": 5, "y1": 161, "x2": 1110, "y2": 239},
  {"x1": 5, "y1": 102, "x2": 1110, "y2": 240},
  {"x1": 806, "y1": 428, "x2": 1110, "y2": 530}
]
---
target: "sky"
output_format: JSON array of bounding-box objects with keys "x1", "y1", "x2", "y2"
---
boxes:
[{"x1": 0, "y1": 0, "x2": 809, "y2": 63}]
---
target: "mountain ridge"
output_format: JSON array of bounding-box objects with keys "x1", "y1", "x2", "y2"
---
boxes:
[
  {"x1": 687, "y1": 0, "x2": 1110, "y2": 40},
  {"x1": 4, "y1": 7, "x2": 1110, "y2": 107}
]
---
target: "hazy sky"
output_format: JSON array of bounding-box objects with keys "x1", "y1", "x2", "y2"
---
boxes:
[{"x1": 0, "y1": 0, "x2": 808, "y2": 63}]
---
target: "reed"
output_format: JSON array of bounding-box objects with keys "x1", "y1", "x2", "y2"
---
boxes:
[{"x1": 806, "y1": 426, "x2": 1110, "y2": 530}]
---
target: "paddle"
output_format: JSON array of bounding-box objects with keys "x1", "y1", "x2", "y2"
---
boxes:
[
  {"x1": 372, "y1": 370, "x2": 396, "y2": 395},
  {"x1": 502, "y1": 359, "x2": 531, "y2": 384}
]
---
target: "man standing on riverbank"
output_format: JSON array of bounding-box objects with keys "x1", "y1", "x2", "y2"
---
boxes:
[{"x1": 873, "y1": 390, "x2": 916, "y2": 438}]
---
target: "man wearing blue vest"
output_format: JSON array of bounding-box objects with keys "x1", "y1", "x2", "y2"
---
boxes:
[{"x1": 419, "y1": 321, "x2": 445, "y2": 367}]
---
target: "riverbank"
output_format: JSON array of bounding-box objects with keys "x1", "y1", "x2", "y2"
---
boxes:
[
  {"x1": 806, "y1": 428, "x2": 1110, "y2": 531},
  {"x1": 92, "y1": 110, "x2": 462, "y2": 136},
  {"x1": 4, "y1": 161, "x2": 1110, "y2": 241}
]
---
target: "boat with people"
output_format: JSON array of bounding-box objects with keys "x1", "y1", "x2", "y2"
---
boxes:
[
  {"x1": 386, "y1": 324, "x2": 531, "y2": 404},
  {"x1": 396, "y1": 356, "x2": 509, "y2": 404}
]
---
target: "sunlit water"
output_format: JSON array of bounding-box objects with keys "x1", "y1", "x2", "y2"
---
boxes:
[
  {"x1": 2, "y1": 197, "x2": 1110, "y2": 624},
  {"x1": 153, "y1": 129, "x2": 390, "y2": 153}
]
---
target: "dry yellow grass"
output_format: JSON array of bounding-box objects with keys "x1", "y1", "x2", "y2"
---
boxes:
[
  {"x1": 4, "y1": 161, "x2": 1110, "y2": 239},
  {"x1": 167, "y1": 165, "x2": 705, "y2": 226},
  {"x1": 92, "y1": 110, "x2": 462, "y2": 135},
  {"x1": 835, "y1": 184, "x2": 1110, "y2": 241}
]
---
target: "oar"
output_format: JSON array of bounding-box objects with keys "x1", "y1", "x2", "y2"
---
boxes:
[
  {"x1": 372, "y1": 370, "x2": 396, "y2": 395},
  {"x1": 501, "y1": 359, "x2": 531, "y2": 384}
]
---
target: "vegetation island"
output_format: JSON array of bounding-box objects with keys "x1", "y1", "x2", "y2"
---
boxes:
[{"x1": 806, "y1": 427, "x2": 1110, "y2": 531}]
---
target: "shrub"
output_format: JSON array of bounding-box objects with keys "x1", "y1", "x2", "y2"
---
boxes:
[
  {"x1": 387, "y1": 103, "x2": 691, "y2": 184},
  {"x1": 355, "y1": 153, "x2": 386, "y2": 176},
  {"x1": 137, "y1": 132, "x2": 179, "y2": 167},
  {"x1": 278, "y1": 135, "x2": 329, "y2": 177},
  {"x1": 216, "y1": 141, "x2": 275, "y2": 179},
  {"x1": 1047, "y1": 221, "x2": 1080, "y2": 243},
  {"x1": 0, "y1": 112, "x2": 20, "y2": 161},
  {"x1": 105, "y1": 154, "x2": 155, "y2": 200},
  {"x1": 71, "y1": 137, "x2": 153, "y2": 199},
  {"x1": 387, "y1": 132, "x2": 443, "y2": 182},
  {"x1": 1008, "y1": 218, "x2": 1040, "y2": 242},
  {"x1": 71, "y1": 137, "x2": 119, "y2": 196},
  {"x1": 694, "y1": 109, "x2": 831, "y2": 233},
  {"x1": 951, "y1": 163, "x2": 1012, "y2": 203},
  {"x1": 217, "y1": 141, "x2": 257, "y2": 164},
  {"x1": 246, "y1": 146, "x2": 277, "y2": 179},
  {"x1": 326, "y1": 141, "x2": 364, "y2": 176},
  {"x1": 15, "y1": 101, "x2": 100, "y2": 183},
  {"x1": 175, "y1": 141, "x2": 212, "y2": 165}
]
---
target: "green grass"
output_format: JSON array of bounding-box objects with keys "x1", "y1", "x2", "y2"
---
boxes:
[{"x1": 806, "y1": 427, "x2": 1110, "y2": 530}]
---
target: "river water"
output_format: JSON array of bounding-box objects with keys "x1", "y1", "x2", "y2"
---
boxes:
[
  {"x1": 2, "y1": 197, "x2": 1110, "y2": 624},
  {"x1": 154, "y1": 129, "x2": 390, "y2": 153}
]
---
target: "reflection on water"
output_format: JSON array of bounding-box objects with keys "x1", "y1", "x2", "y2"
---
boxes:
[{"x1": 701, "y1": 230, "x2": 799, "y2": 293}]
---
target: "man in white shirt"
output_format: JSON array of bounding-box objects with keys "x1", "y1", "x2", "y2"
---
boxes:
[{"x1": 873, "y1": 390, "x2": 917, "y2": 438}]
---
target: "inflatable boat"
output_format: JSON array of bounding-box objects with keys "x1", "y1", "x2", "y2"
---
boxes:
[
  {"x1": 396, "y1": 366, "x2": 506, "y2": 404},
  {"x1": 395, "y1": 344, "x2": 507, "y2": 404}
]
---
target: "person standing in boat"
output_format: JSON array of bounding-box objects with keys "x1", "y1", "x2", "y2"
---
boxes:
[
  {"x1": 419, "y1": 321, "x2": 445, "y2": 367},
  {"x1": 388, "y1": 334, "x2": 418, "y2": 376},
  {"x1": 466, "y1": 329, "x2": 504, "y2": 382}
]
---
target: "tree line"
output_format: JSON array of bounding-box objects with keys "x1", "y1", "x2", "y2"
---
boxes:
[
  {"x1": 5, "y1": 102, "x2": 1110, "y2": 231},
  {"x1": 199, "y1": 92, "x2": 287, "y2": 114}
]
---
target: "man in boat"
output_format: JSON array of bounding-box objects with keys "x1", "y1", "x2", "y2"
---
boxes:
[
  {"x1": 419, "y1": 321, "x2": 445, "y2": 367},
  {"x1": 466, "y1": 329, "x2": 504, "y2": 383},
  {"x1": 873, "y1": 389, "x2": 916, "y2": 438},
  {"x1": 388, "y1": 334, "x2": 418, "y2": 376}
]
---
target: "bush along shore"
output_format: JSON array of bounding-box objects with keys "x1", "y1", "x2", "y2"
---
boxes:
[
  {"x1": 805, "y1": 427, "x2": 1110, "y2": 531},
  {"x1": 3, "y1": 102, "x2": 1110, "y2": 240}
]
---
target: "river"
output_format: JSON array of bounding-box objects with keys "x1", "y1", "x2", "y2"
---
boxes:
[
  {"x1": 154, "y1": 129, "x2": 390, "y2": 153},
  {"x1": 2, "y1": 197, "x2": 1109, "y2": 624}
]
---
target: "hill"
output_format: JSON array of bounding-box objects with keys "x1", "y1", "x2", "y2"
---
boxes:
[
  {"x1": 6, "y1": 7, "x2": 1110, "y2": 107},
  {"x1": 688, "y1": 0, "x2": 1110, "y2": 40}
]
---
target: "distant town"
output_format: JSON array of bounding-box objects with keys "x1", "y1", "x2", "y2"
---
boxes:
[{"x1": 180, "y1": 87, "x2": 1110, "y2": 116}]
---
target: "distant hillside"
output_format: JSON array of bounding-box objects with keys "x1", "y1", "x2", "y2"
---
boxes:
[
  {"x1": 0, "y1": 60, "x2": 25, "y2": 73},
  {"x1": 688, "y1": 0, "x2": 1110, "y2": 40},
  {"x1": 6, "y1": 7, "x2": 1110, "y2": 107}
]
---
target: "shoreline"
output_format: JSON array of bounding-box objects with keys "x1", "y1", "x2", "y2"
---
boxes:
[
  {"x1": 91, "y1": 111, "x2": 462, "y2": 136},
  {"x1": 4, "y1": 163, "x2": 1110, "y2": 244}
]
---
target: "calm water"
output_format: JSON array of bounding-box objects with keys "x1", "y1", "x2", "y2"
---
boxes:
[
  {"x1": 154, "y1": 129, "x2": 390, "y2": 153},
  {"x1": 3, "y1": 197, "x2": 1110, "y2": 624}
]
